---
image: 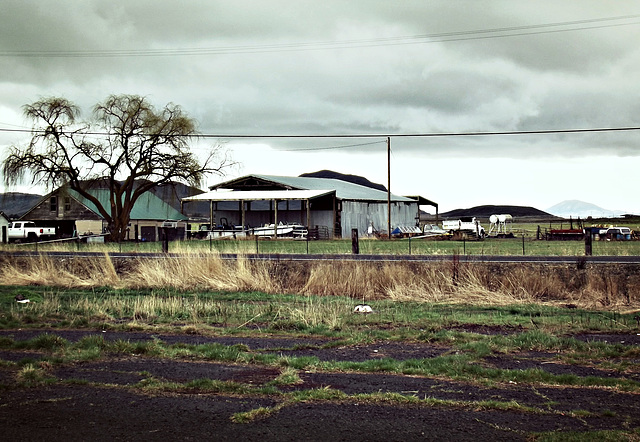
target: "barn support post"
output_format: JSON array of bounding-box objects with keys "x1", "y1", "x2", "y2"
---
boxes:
[
  {"x1": 241, "y1": 200, "x2": 246, "y2": 233},
  {"x1": 209, "y1": 200, "x2": 214, "y2": 232},
  {"x1": 332, "y1": 194, "x2": 337, "y2": 239},
  {"x1": 274, "y1": 199, "x2": 278, "y2": 239}
]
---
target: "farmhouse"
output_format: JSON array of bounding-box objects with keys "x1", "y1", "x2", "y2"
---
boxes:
[
  {"x1": 0, "y1": 211, "x2": 10, "y2": 243},
  {"x1": 20, "y1": 187, "x2": 187, "y2": 241},
  {"x1": 182, "y1": 174, "x2": 434, "y2": 238}
]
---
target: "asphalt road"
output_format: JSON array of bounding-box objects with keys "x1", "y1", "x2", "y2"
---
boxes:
[{"x1": 1, "y1": 250, "x2": 639, "y2": 264}]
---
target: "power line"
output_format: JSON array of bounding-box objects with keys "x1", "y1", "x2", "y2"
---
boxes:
[
  {"x1": 199, "y1": 126, "x2": 640, "y2": 139},
  {"x1": 2, "y1": 125, "x2": 640, "y2": 140},
  {"x1": 280, "y1": 140, "x2": 387, "y2": 151},
  {"x1": 1, "y1": 14, "x2": 639, "y2": 58}
]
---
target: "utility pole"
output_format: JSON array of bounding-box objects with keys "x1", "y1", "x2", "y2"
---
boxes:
[{"x1": 387, "y1": 136, "x2": 391, "y2": 240}]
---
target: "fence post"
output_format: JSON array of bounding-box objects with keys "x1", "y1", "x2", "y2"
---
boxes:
[
  {"x1": 585, "y1": 231, "x2": 592, "y2": 256},
  {"x1": 161, "y1": 227, "x2": 169, "y2": 253},
  {"x1": 351, "y1": 228, "x2": 359, "y2": 254}
]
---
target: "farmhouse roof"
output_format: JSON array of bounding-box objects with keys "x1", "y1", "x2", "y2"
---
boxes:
[
  {"x1": 208, "y1": 174, "x2": 415, "y2": 203},
  {"x1": 69, "y1": 189, "x2": 187, "y2": 221},
  {"x1": 22, "y1": 187, "x2": 187, "y2": 221}
]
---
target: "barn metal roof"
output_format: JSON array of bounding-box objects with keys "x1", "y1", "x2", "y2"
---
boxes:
[
  {"x1": 68, "y1": 189, "x2": 188, "y2": 221},
  {"x1": 209, "y1": 174, "x2": 415, "y2": 203},
  {"x1": 182, "y1": 189, "x2": 335, "y2": 202}
]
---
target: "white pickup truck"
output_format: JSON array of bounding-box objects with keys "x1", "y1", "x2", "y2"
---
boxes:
[
  {"x1": 8, "y1": 221, "x2": 56, "y2": 242},
  {"x1": 442, "y1": 217, "x2": 486, "y2": 238}
]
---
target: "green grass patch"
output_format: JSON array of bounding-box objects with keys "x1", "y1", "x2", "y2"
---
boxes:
[{"x1": 532, "y1": 429, "x2": 640, "y2": 441}]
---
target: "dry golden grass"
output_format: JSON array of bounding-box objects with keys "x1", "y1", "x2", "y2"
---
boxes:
[
  {"x1": 123, "y1": 253, "x2": 281, "y2": 293},
  {"x1": 0, "y1": 253, "x2": 119, "y2": 287},
  {"x1": 0, "y1": 253, "x2": 637, "y2": 309}
]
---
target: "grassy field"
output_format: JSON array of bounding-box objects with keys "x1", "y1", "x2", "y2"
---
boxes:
[
  {"x1": 3, "y1": 234, "x2": 640, "y2": 256},
  {"x1": 2, "y1": 219, "x2": 639, "y2": 440},
  {"x1": 1, "y1": 284, "x2": 637, "y2": 337},
  {"x1": 1, "y1": 251, "x2": 638, "y2": 310},
  {"x1": 3, "y1": 285, "x2": 640, "y2": 440},
  {"x1": 2, "y1": 241, "x2": 639, "y2": 440},
  {"x1": 5, "y1": 217, "x2": 640, "y2": 256}
]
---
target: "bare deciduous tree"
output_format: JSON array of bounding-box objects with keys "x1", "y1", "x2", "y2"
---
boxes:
[{"x1": 3, "y1": 95, "x2": 233, "y2": 241}]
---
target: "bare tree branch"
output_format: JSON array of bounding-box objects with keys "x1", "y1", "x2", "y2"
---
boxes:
[{"x1": 2, "y1": 95, "x2": 235, "y2": 242}]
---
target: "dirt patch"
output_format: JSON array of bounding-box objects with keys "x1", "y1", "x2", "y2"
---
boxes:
[
  {"x1": 572, "y1": 332, "x2": 640, "y2": 346},
  {"x1": 1, "y1": 328, "x2": 639, "y2": 441},
  {"x1": 267, "y1": 340, "x2": 449, "y2": 362}
]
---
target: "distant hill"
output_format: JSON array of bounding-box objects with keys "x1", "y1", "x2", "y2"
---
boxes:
[
  {"x1": 0, "y1": 193, "x2": 43, "y2": 219},
  {"x1": 440, "y1": 205, "x2": 555, "y2": 219},
  {"x1": 546, "y1": 200, "x2": 626, "y2": 218},
  {"x1": 299, "y1": 170, "x2": 387, "y2": 192}
]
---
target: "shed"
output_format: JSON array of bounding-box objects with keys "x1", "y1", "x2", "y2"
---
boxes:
[
  {"x1": 21, "y1": 187, "x2": 188, "y2": 241},
  {"x1": 182, "y1": 174, "x2": 431, "y2": 238}
]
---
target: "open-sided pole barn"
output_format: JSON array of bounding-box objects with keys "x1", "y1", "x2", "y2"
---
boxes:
[
  {"x1": 182, "y1": 189, "x2": 337, "y2": 237},
  {"x1": 182, "y1": 175, "x2": 430, "y2": 238}
]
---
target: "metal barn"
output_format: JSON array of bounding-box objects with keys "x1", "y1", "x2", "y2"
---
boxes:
[{"x1": 182, "y1": 174, "x2": 427, "y2": 238}]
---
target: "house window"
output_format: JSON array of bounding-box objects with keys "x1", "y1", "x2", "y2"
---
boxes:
[
  {"x1": 50, "y1": 196, "x2": 57, "y2": 212},
  {"x1": 64, "y1": 197, "x2": 71, "y2": 211}
]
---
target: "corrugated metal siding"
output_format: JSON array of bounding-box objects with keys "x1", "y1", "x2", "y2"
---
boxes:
[
  {"x1": 309, "y1": 210, "x2": 334, "y2": 234},
  {"x1": 341, "y1": 201, "x2": 418, "y2": 237}
]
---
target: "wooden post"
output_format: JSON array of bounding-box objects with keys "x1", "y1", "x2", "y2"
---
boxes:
[
  {"x1": 161, "y1": 227, "x2": 169, "y2": 253},
  {"x1": 351, "y1": 228, "x2": 359, "y2": 254},
  {"x1": 585, "y1": 230, "x2": 592, "y2": 256}
]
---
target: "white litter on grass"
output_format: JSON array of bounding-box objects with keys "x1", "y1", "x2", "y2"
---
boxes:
[
  {"x1": 15, "y1": 295, "x2": 30, "y2": 303},
  {"x1": 353, "y1": 304, "x2": 373, "y2": 314}
]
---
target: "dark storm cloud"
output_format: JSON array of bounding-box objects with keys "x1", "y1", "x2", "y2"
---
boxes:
[{"x1": 2, "y1": 0, "x2": 640, "y2": 159}]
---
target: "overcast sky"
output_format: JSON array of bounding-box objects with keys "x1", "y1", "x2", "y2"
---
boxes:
[{"x1": 2, "y1": 1, "x2": 640, "y2": 214}]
